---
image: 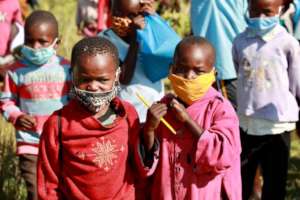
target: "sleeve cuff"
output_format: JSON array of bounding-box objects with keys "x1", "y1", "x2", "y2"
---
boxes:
[{"x1": 139, "y1": 136, "x2": 159, "y2": 167}]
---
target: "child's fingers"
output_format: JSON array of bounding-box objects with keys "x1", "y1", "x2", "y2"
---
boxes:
[
  {"x1": 18, "y1": 115, "x2": 36, "y2": 128},
  {"x1": 132, "y1": 15, "x2": 145, "y2": 29},
  {"x1": 141, "y1": 4, "x2": 155, "y2": 14},
  {"x1": 170, "y1": 99, "x2": 182, "y2": 110},
  {"x1": 153, "y1": 106, "x2": 168, "y2": 118},
  {"x1": 151, "y1": 103, "x2": 167, "y2": 114},
  {"x1": 149, "y1": 103, "x2": 168, "y2": 118},
  {"x1": 24, "y1": 115, "x2": 37, "y2": 126},
  {"x1": 19, "y1": 119, "x2": 34, "y2": 129},
  {"x1": 151, "y1": 102, "x2": 168, "y2": 111}
]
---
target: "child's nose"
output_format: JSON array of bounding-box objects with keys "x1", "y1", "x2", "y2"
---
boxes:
[
  {"x1": 32, "y1": 42, "x2": 43, "y2": 49},
  {"x1": 185, "y1": 71, "x2": 196, "y2": 79},
  {"x1": 259, "y1": 13, "x2": 267, "y2": 18},
  {"x1": 86, "y1": 81, "x2": 100, "y2": 91}
]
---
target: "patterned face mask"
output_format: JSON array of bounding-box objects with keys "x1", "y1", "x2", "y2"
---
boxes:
[{"x1": 71, "y1": 68, "x2": 121, "y2": 113}]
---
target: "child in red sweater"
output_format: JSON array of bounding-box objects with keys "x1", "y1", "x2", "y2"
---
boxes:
[{"x1": 37, "y1": 37, "x2": 140, "y2": 199}]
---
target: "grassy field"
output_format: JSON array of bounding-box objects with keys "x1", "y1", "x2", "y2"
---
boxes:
[
  {"x1": 287, "y1": 133, "x2": 300, "y2": 200},
  {"x1": 0, "y1": 0, "x2": 300, "y2": 199}
]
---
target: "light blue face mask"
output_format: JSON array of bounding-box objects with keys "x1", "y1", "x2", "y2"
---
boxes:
[
  {"x1": 246, "y1": 16, "x2": 279, "y2": 36},
  {"x1": 21, "y1": 38, "x2": 57, "y2": 65}
]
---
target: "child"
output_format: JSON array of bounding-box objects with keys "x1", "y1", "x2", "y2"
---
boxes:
[
  {"x1": 232, "y1": 0, "x2": 300, "y2": 199},
  {"x1": 76, "y1": 0, "x2": 99, "y2": 37},
  {"x1": 135, "y1": 36, "x2": 241, "y2": 199},
  {"x1": 37, "y1": 37, "x2": 140, "y2": 199},
  {"x1": 100, "y1": 0, "x2": 165, "y2": 123},
  {"x1": 190, "y1": 0, "x2": 248, "y2": 110},
  {"x1": 0, "y1": 11, "x2": 71, "y2": 200},
  {"x1": 77, "y1": 0, "x2": 112, "y2": 36}
]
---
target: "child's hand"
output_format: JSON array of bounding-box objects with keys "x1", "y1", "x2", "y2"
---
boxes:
[
  {"x1": 144, "y1": 102, "x2": 168, "y2": 132},
  {"x1": 131, "y1": 15, "x2": 146, "y2": 30},
  {"x1": 16, "y1": 114, "x2": 37, "y2": 130},
  {"x1": 140, "y1": 0, "x2": 155, "y2": 14},
  {"x1": 143, "y1": 102, "x2": 167, "y2": 151},
  {"x1": 169, "y1": 98, "x2": 190, "y2": 123}
]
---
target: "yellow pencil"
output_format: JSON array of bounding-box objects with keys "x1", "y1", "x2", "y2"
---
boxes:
[{"x1": 136, "y1": 92, "x2": 176, "y2": 135}]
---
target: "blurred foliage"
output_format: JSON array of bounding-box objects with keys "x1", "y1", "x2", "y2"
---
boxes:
[
  {"x1": 287, "y1": 132, "x2": 300, "y2": 199},
  {"x1": 160, "y1": 1, "x2": 190, "y2": 37},
  {"x1": 0, "y1": 115, "x2": 26, "y2": 200}
]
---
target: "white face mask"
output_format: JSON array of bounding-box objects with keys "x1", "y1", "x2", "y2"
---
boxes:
[{"x1": 71, "y1": 68, "x2": 121, "y2": 113}]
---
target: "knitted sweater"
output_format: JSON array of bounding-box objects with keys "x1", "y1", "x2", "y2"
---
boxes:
[{"x1": 0, "y1": 56, "x2": 71, "y2": 155}]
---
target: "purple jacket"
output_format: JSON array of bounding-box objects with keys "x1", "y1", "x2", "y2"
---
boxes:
[
  {"x1": 135, "y1": 88, "x2": 241, "y2": 200},
  {"x1": 233, "y1": 25, "x2": 300, "y2": 122}
]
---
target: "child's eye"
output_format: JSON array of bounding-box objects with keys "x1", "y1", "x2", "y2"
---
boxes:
[
  {"x1": 97, "y1": 78, "x2": 109, "y2": 83},
  {"x1": 172, "y1": 65, "x2": 184, "y2": 73},
  {"x1": 79, "y1": 77, "x2": 90, "y2": 83}
]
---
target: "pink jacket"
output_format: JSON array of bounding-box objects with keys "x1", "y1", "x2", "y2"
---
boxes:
[{"x1": 135, "y1": 88, "x2": 241, "y2": 200}]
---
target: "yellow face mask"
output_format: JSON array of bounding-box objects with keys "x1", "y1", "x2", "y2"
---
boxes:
[{"x1": 168, "y1": 70, "x2": 216, "y2": 105}]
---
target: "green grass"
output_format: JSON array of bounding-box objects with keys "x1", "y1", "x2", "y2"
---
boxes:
[
  {"x1": 287, "y1": 133, "x2": 300, "y2": 199},
  {"x1": 0, "y1": 115, "x2": 26, "y2": 200}
]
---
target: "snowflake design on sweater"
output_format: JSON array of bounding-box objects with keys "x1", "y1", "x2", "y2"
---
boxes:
[
  {"x1": 92, "y1": 138, "x2": 119, "y2": 171},
  {"x1": 76, "y1": 137, "x2": 124, "y2": 171}
]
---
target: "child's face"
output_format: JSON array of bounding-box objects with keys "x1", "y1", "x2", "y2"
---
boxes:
[
  {"x1": 74, "y1": 54, "x2": 118, "y2": 93},
  {"x1": 249, "y1": 0, "x2": 282, "y2": 18},
  {"x1": 172, "y1": 44, "x2": 214, "y2": 79},
  {"x1": 114, "y1": 0, "x2": 141, "y2": 18},
  {"x1": 25, "y1": 23, "x2": 58, "y2": 49}
]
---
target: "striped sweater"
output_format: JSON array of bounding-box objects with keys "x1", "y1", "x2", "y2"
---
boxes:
[{"x1": 0, "y1": 56, "x2": 71, "y2": 155}]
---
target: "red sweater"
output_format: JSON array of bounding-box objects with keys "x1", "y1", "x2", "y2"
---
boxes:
[{"x1": 37, "y1": 98, "x2": 140, "y2": 200}]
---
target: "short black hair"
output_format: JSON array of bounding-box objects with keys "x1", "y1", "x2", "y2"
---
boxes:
[
  {"x1": 71, "y1": 36, "x2": 119, "y2": 68},
  {"x1": 25, "y1": 10, "x2": 59, "y2": 37},
  {"x1": 174, "y1": 36, "x2": 216, "y2": 66}
]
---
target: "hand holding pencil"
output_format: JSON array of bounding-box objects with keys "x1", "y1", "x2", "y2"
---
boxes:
[{"x1": 136, "y1": 92, "x2": 176, "y2": 135}]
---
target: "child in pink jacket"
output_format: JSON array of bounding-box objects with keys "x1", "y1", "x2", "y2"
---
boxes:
[{"x1": 136, "y1": 36, "x2": 241, "y2": 200}]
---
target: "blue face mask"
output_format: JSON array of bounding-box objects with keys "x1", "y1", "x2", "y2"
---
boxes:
[
  {"x1": 246, "y1": 16, "x2": 279, "y2": 36},
  {"x1": 21, "y1": 38, "x2": 57, "y2": 65}
]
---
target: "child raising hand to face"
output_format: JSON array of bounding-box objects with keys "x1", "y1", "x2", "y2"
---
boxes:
[
  {"x1": 100, "y1": 0, "x2": 165, "y2": 123},
  {"x1": 136, "y1": 36, "x2": 242, "y2": 200}
]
